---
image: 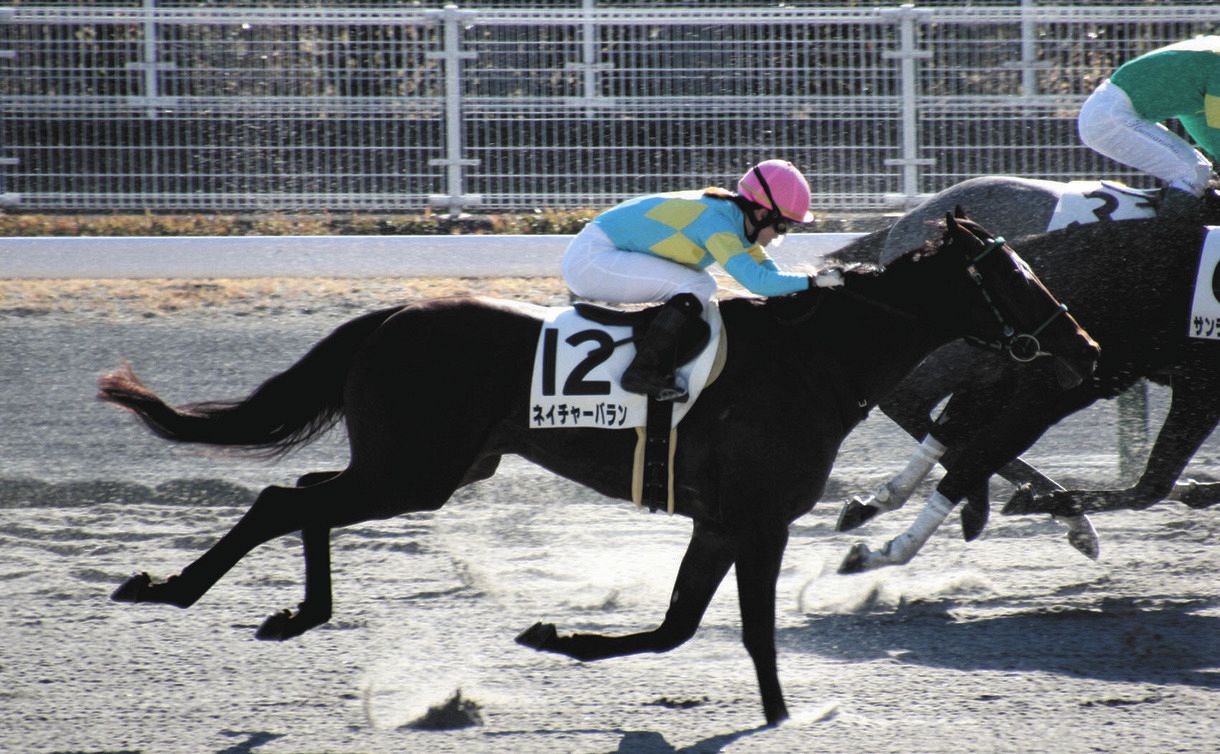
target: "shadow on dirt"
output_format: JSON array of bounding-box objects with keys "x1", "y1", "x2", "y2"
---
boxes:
[
  {"x1": 604, "y1": 724, "x2": 769, "y2": 753},
  {"x1": 783, "y1": 596, "x2": 1220, "y2": 688}
]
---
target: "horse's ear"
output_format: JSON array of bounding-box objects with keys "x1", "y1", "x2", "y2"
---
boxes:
[
  {"x1": 945, "y1": 210, "x2": 960, "y2": 230},
  {"x1": 953, "y1": 205, "x2": 968, "y2": 220}
]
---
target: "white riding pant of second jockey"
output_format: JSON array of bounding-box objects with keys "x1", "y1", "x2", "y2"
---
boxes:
[{"x1": 1078, "y1": 79, "x2": 1214, "y2": 197}]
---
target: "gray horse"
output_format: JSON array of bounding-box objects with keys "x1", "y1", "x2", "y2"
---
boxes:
[
  {"x1": 826, "y1": 174, "x2": 1217, "y2": 570},
  {"x1": 842, "y1": 175, "x2": 1158, "y2": 266}
]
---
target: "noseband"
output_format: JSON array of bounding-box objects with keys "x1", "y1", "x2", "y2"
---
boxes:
[{"x1": 963, "y1": 236, "x2": 1071, "y2": 363}]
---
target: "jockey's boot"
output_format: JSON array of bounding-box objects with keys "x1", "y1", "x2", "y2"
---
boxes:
[
  {"x1": 1158, "y1": 185, "x2": 1202, "y2": 221},
  {"x1": 621, "y1": 293, "x2": 703, "y2": 402}
]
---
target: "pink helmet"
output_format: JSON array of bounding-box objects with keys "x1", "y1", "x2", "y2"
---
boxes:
[{"x1": 736, "y1": 159, "x2": 814, "y2": 223}]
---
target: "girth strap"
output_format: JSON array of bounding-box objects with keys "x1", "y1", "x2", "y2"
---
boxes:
[{"x1": 640, "y1": 397, "x2": 676, "y2": 512}]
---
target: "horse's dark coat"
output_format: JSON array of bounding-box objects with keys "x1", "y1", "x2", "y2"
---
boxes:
[
  {"x1": 98, "y1": 215, "x2": 1097, "y2": 725},
  {"x1": 830, "y1": 179, "x2": 1220, "y2": 526}
]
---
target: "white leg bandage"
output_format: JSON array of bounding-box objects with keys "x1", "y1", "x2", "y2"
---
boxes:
[
  {"x1": 870, "y1": 435, "x2": 947, "y2": 513},
  {"x1": 880, "y1": 491, "x2": 956, "y2": 565}
]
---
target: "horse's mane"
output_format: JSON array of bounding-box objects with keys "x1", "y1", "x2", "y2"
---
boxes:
[{"x1": 814, "y1": 215, "x2": 966, "y2": 286}]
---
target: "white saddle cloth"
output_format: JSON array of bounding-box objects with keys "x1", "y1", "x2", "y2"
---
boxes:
[{"x1": 529, "y1": 301, "x2": 724, "y2": 430}]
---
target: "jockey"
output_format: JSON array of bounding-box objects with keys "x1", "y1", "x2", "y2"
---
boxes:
[
  {"x1": 561, "y1": 159, "x2": 842, "y2": 402},
  {"x1": 1077, "y1": 35, "x2": 1220, "y2": 219}
]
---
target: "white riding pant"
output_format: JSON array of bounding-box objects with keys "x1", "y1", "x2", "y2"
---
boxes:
[
  {"x1": 561, "y1": 222, "x2": 718, "y2": 305},
  {"x1": 1078, "y1": 79, "x2": 1214, "y2": 196}
]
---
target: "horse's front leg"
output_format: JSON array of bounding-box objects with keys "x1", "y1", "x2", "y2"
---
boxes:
[
  {"x1": 840, "y1": 360, "x2": 1003, "y2": 534},
  {"x1": 734, "y1": 523, "x2": 791, "y2": 726},
  {"x1": 839, "y1": 489, "x2": 957, "y2": 573},
  {"x1": 837, "y1": 435, "x2": 946, "y2": 531},
  {"x1": 516, "y1": 521, "x2": 734, "y2": 661},
  {"x1": 994, "y1": 456, "x2": 1099, "y2": 560},
  {"x1": 1177, "y1": 479, "x2": 1220, "y2": 509}
]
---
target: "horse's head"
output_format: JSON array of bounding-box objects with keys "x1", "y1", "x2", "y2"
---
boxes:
[{"x1": 936, "y1": 208, "x2": 1099, "y2": 389}]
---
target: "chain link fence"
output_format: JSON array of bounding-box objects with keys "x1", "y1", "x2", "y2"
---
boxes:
[{"x1": 2, "y1": 2, "x2": 1218, "y2": 214}]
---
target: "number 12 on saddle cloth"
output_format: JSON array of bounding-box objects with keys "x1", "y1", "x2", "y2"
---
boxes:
[{"x1": 528, "y1": 303, "x2": 726, "y2": 430}]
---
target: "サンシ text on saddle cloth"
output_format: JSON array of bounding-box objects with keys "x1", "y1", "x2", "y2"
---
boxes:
[
  {"x1": 1191, "y1": 227, "x2": 1220, "y2": 340},
  {"x1": 529, "y1": 302, "x2": 727, "y2": 511}
]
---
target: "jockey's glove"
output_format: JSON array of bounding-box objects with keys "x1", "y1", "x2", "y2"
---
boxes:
[{"x1": 810, "y1": 269, "x2": 845, "y2": 289}]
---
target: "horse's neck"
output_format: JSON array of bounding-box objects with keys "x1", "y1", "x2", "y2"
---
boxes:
[
  {"x1": 820, "y1": 271, "x2": 952, "y2": 410},
  {"x1": 1027, "y1": 221, "x2": 1203, "y2": 340}
]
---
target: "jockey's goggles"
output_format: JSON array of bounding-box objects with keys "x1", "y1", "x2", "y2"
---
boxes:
[{"x1": 751, "y1": 166, "x2": 792, "y2": 234}]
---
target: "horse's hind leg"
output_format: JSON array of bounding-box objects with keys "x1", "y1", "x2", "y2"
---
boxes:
[
  {"x1": 113, "y1": 479, "x2": 344, "y2": 610},
  {"x1": 1018, "y1": 380, "x2": 1220, "y2": 515},
  {"x1": 255, "y1": 525, "x2": 332, "y2": 640},
  {"x1": 256, "y1": 471, "x2": 340, "y2": 640},
  {"x1": 517, "y1": 520, "x2": 735, "y2": 660}
]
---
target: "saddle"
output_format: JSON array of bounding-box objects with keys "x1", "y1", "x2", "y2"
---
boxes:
[{"x1": 574, "y1": 301, "x2": 713, "y2": 513}]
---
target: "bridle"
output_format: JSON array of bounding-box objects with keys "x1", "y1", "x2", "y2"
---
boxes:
[
  {"x1": 780, "y1": 227, "x2": 1071, "y2": 415},
  {"x1": 961, "y1": 235, "x2": 1072, "y2": 363}
]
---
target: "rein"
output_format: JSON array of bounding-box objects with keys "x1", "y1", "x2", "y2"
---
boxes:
[{"x1": 962, "y1": 236, "x2": 1071, "y2": 363}]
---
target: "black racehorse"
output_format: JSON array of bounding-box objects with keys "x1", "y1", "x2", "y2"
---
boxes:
[
  {"x1": 836, "y1": 214, "x2": 1220, "y2": 574},
  {"x1": 98, "y1": 213, "x2": 1098, "y2": 726}
]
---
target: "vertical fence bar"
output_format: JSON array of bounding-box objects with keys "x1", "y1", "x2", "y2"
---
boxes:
[
  {"x1": 125, "y1": 0, "x2": 177, "y2": 120},
  {"x1": 426, "y1": 4, "x2": 480, "y2": 217},
  {"x1": 881, "y1": 4, "x2": 934, "y2": 208},
  {"x1": 1020, "y1": 0, "x2": 1038, "y2": 96},
  {"x1": 565, "y1": 0, "x2": 612, "y2": 117},
  {"x1": 0, "y1": 6, "x2": 16, "y2": 206}
]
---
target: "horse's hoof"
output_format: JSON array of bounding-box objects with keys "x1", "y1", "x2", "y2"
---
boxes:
[
  {"x1": 255, "y1": 609, "x2": 296, "y2": 641},
  {"x1": 1064, "y1": 518, "x2": 1100, "y2": 561},
  {"x1": 111, "y1": 572, "x2": 154, "y2": 602},
  {"x1": 515, "y1": 622, "x2": 558, "y2": 650},
  {"x1": 836, "y1": 499, "x2": 879, "y2": 532},
  {"x1": 960, "y1": 504, "x2": 989, "y2": 542},
  {"x1": 837, "y1": 543, "x2": 873, "y2": 575},
  {"x1": 1179, "y1": 480, "x2": 1219, "y2": 509},
  {"x1": 1000, "y1": 484, "x2": 1037, "y2": 515}
]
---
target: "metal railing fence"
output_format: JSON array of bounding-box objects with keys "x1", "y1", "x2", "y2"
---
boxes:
[{"x1": 2, "y1": 3, "x2": 1218, "y2": 214}]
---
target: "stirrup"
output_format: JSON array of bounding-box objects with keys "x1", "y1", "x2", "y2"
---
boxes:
[
  {"x1": 622, "y1": 367, "x2": 688, "y2": 402},
  {"x1": 653, "y1": 384, "x2": 689, "y2": 403}
]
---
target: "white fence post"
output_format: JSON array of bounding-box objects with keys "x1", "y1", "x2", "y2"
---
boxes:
[
  {"x1": 881, "y1": 4, "x2": 934, "y2": 209},
  {"x1": 426, "y1": 4, "x2": 481, "y2": 218}
]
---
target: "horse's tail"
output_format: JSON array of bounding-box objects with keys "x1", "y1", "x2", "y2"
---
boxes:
[{"x1": 97, "y1": 306, "x2": 402, "y2": 457}]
